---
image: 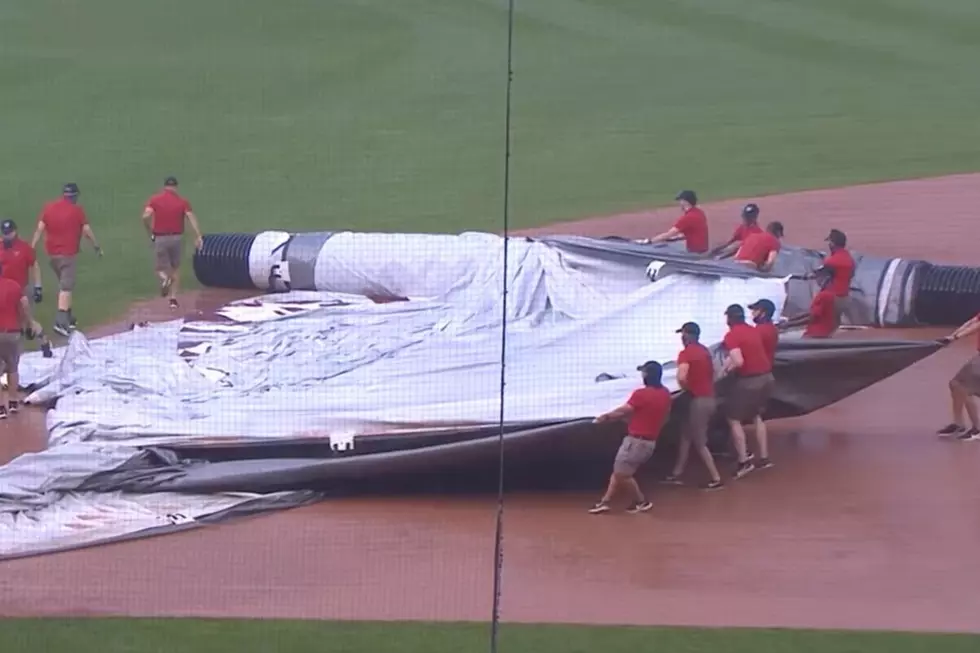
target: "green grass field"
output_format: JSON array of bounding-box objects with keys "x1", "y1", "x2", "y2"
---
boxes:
[
  {"x1": 1, "y1": 619, "x2": 978, "y2": 653},
  {"x1": 3, "y1": 0, "x2": 980, "y2": 649}
]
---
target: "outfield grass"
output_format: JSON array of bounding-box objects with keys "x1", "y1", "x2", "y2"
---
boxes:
[
  {"x1": 1, "y1": 619, "x2": 978, "y2": 653},
  {"x1": 2, "y1": 0, "x2": 980, "y2": 327}
]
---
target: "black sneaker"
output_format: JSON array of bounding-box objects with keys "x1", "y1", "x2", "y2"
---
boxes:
[
  {"x1": 8, "y1": 401, "x2": 19, "y2": 414},
  {"x1": 41, "y1": 342, "x2": 53, "y2": 358},
  {"x1": 661, "y1": 475, "x2": 684, "y2": 485},
  {"x1": 734, "y1": 461, "x2": 756, "y2": 480},
  {"x1": 756, "y1": 458, "x2": 774, "y2": 470},
  {"x1": 169, "y1": 299, "x2": 179, "y2": 310},
  {"x1": 626, "y1": 501, "x2": 654, "y2": 514},
  {"x1": 587, "y1": 501, "x2": 612, "y2": 514},
  {"x1": 956, "y1": 428, "x2": 980, "y2": 442},
  {"x1": 701, "y1": 480, "x2": 725, "y2": 491},
  {"x1": 0, "y1": 406, "x2": 8, "y2": 420},
  {"x1": 938, "y1": 423, "x2": 965, "y2": 437}
]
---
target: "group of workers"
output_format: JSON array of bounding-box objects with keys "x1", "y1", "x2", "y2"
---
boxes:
[
  {"x1": 0, "y1": 177, "x2": 204, "y2": 419},
  {"x1": 589, "y1": 189, "x2": 980, "y2": 513}
]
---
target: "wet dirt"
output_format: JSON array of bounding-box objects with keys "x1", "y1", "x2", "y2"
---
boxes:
[{"x1": 2, "y1": 174, "x2": 980, "y2": 632}]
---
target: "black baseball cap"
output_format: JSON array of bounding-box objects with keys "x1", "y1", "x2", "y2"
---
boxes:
[
  {"x1": 725, "y1": 304, "x2": 746, "y2": 319},
  {"x1": 636, "y1": 360, "x2": 663, "y2": 373},
  {"x1": 675, "y1": 190, "x2": 698, "y2": 205},
  {"x1": 826, "y1": 229, "x2": 847, "y2": 247},
  {"x1": 62, "y1": 182, "x2": 80, "y2": 196},
  {"x1": 164, "y1": 176, "x2": 179, "y2": 187},
  {"x1": 748, "y1": 298, "x2": 776, "y2": 317},
  {"x1": 675, "y1": 321, "x2": 701, "y2": 338},
  {"x1": 1, "y1": 219, "x2": 17, "y2": 235},
  {"x1": 742, "y1": 203, "x2": 760, "y2": 219}
]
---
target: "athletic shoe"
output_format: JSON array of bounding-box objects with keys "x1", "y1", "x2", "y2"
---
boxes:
[
  {"x1": 937, "y1": 423, "x2": 965, "y2": 437},
  {"x1": 0, "y1": 406, "x2": 8, "y2": 420},
  {"x1": 661, "y1": 475, "x2": 684, "y2": 486},
  {"x1": 755, "y1": 458, "x2": 774, "y2": 470},
  {"x1": 701, "y1": 480, "x2": 725, "y2": 492},
  {"x1": 626, "y1": 501, "x2": 654, "y2": 514},
  {"x1": 8, "y1": 401, "x2": 19, "y2": 414},
  {"x1": 734, "y1": 461, "x2": 755, "y2": 480},
  {"x1": 52, "y1": 324, "x2": 71, "y2": 337},
  {"x1": 587, "y1": 501, "x2": 612, "y2": 514},
  {"x1": 169, "y1": 299, "x2": 179, "y2": 310},
  {"x1": 955, "y1": 428, "x2": 980, "y2": 442},
  {"x1": 41, "y1": 342, "x2": 53, "y2": 358}
]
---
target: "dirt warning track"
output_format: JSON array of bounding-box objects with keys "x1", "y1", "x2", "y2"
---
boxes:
[{"x1": 2, "y1": 174, "x2": 980, "y2": 633}]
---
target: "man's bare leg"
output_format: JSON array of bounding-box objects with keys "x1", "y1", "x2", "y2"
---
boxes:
[
  {"x1": 670, "y1": 439, "x2": 691, "y2": 478},
  {"x1": 695, "y1": 444, "x2": 723, "y2": 483},
  {"x1": 7, "y1": 368, "x2": 19, "y2": 410},
  {"x1": 54, "y1": 290, "x2": 74, "y2": 334},
  {"x1": 965, "y1": 396, "x2": 980, "y2": 429},
  {"x1": 621, "y1": 475, "x2": 647, "y2": 504},
  {"x1": 728, "y1": 419, "x2": 750, "y2": 462},
  {"x1": 950, "y1": 380, "x2": 967, "y2": 426}
]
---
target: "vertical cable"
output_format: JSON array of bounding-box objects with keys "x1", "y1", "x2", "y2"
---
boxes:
[{"x1": 489, "y1": 0, "x2": 517, "y2": 651}]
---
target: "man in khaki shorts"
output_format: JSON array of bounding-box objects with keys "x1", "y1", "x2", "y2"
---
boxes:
[
  {"x1": 31, "y1": 183, "x2": 103, "y2": 336},
  {"x1": 142, "y1": 177, "x2": 204, "y2": 310},
  {"x1": 662, "y1": 322, "x2": 724, "y2": 491},
  {"x1": 0, "y1": 265, "x2": 43, "y2": 418},
  {"x1": 936, "y1": 312, "x2": 980, "y2": 441}
]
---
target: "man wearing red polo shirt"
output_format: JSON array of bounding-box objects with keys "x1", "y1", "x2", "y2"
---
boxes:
[
  {"x1": 0, "y1": 219, "x2": 52, "y2": 358},
  {"x1": 779, "y1": 269, "x2": 839, "y2": 339},
  {"x1": 647, "y1": 190, "x2": 709, "y2": 254},
  {"x1": 936, "y1": 314, "x2": 980, "y2": 441},
  {"x1": 721, "y1": 304, "x2": 775, "y2": 479},
  {"x1": 816, "y1": 229, "x2": 855, "y2": 324},
  {"x1": 662, "y1": 322, "x2": 724, "y2": 491},
  {"x1": 734, "y1": 221, "x2": 784, "y2": 272},
  {"x1": 142, "y1": 177, "x2": 204, "y2": 310},
  {"x1": 709, "y1": 203, "x2": 764, "y2": 258},
  {"x1": 590, "y1": 360, "x2": 672, "y2": 514},
  {"x1": 31, "y1": 183, "x2": 103, "y2": 336},
  {"x1": 0, "y1": 266, "x2": 44, "y2": 419}
]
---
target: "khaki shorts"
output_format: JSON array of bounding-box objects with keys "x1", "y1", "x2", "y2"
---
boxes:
[
  {"x1": 49, "y1": 255, "x2": 77, "y2": 292},
  {"x1": 953, "y1": 354, "x2": 980, "y2": 396},
  {"x1": 613, "y1": 435, "x2": 657, "y2": 476},
  {"x1": 725, "y1": 373, "x2": 775, "y2": 423},
  {"x1": 0, "y1": 331, "x2": 23, "y2": 375},
  {"x1": 685, "y1": 396, "x2": 717, "y2": 447},
  {"x1": 154, "y1": 235, "x2": 184, "y2": 274}
]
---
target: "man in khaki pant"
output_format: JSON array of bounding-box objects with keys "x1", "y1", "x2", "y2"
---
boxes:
[{"x1": 142, "y1": 177, "x2": 204, "y2": 310}]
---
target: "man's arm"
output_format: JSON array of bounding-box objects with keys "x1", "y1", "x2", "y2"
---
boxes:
[
  {"x1": 142, "y1": 207, "x2": 155, "y2": 238},
  {"x1": 721, "y1": 347, "x2": 744, "y2": 374},
  {"x1": 778, "y1": 311, "x2": 812, "y2": 331},
  {"x1": 31, "y1": 219, "x2": 45, "y2": 249},
  {"x1": 676, "y1": 362, "x2": 690, "y2": 389},
  {"x1": 708, "y1": 239, "x2": 738, "y2": 258},
  {"x1": 30, "y1": 259, "x2": 42, "y2": 289},
  {"x1": 18, "y1": 296, "x2": 42, "y2": 335},
  {"x1": 760, "y1": 249, "x2": 779, "y2": 272},
  {"x1": 81, "y1": 224, "x2": 102, "y2": 254},
  {"x1": 594, "y1": 403, "x2": 634, "y2": 424},
  {"x1": 945, "y1": 316, "x2": 980, "y2": 342},
  {"x1": 648, "y1": 226, "x2": 683, "y2": 245},
  {"x1": 185, "y1": 210, "x2": 204, "y2": 249}
]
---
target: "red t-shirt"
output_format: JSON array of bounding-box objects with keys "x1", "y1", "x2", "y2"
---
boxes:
[
  {"x1": 0, "y1": 277, "x2": 24, "y2": 332},
  {"x1": 146, "y1": 190, "x2": 191, "y2": 235},
  {"x1": 723, "y1": 322, "x2": 772, "y2": 376},
  {"x1": 626, "y1": 386, "x2": 672, "y2": 440},
  {"x1": 735, "y1": 232, "x2": 780, "y2": 267},
  {"x1": 804, "y1": 290, "x2": 838, "y2": 338},
  {"x1": 673, "y1": 207, "x2": 709, "y2": 254},
  {"x1": 0, "y1": 239, "x2": 37, "y2": 289},
  {"x1": 755, "y1": 321, "x2": 779, "y2": 365},
  {"x1": 677, "y1": 343, "x2": 715, "y2": 397},
  {"x1": 732, "y1": 222, "x2": 763, "y2": 242},
  {"x1": 39, "y1": 198, "x2": 88, "y2": 256},
  {"x1": 974, "y1": 312, "x2": 980, "y2": 352},
  {"x1": 823, "y1": 248, "x2": 855, "y2": 298}
]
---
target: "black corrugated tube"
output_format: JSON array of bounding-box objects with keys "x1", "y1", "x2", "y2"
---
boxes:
[
  {"x1": 193, "y1": 233, "x2": 258, "y2": 290},
  {"x1": 911, "y1": 262, "x2": 980, "y2": 326}
]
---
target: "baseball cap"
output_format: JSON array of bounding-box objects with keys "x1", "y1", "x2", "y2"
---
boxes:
[
  {"x1": 62, "y1": 182, "x2": 80, "y2": 196},
  {"x1": 748, "y1": 298, "x2": 776, "y2": 317},
  {"x1": 826, "y1": 229, "x2": 847, "y2": 247},
  {"x1": 724, "y1": 304, "x2": 746, "y2": 319},
  {"x1": 675, "y1": 190, "x2": 698, "y2": 205},
  {"x1": 675, "y1": 321, "x2": 701, "y2": 338},
  {"x1": 742, "y1": 203, "x2": 760, "y2": 219},
  {"x1": 164, "y1": 176, "x2": 179, "y2": 187},
  {"x1": 1, "y1": 219, "x2": 17, "y2": 235},
  {"x1": 636, "y1": 360, "x2": 663, "y2": 373}
]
